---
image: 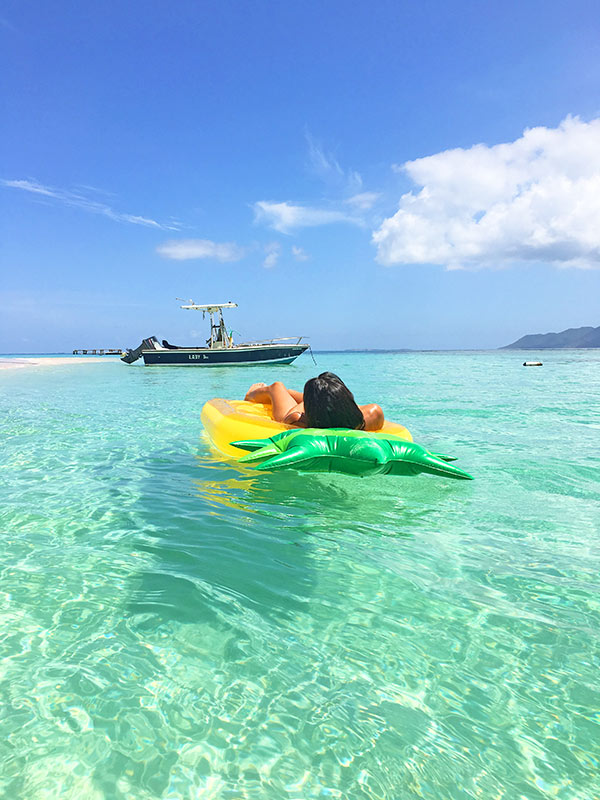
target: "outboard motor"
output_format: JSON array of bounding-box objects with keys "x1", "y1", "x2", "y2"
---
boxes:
[{"x1": 121, "y1": 336, "x2": 159, "y2": 364}]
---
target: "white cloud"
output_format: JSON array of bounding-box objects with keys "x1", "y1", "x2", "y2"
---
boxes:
[
  {"x1": 373, "y1": 116, "x2": 600, "y2": 269},
  {"x1": 1, "y1": 178, "x2": 179, "y2": 230},
  {"x1": 157, "y1": 239, "x2": 245, "y2": 261},
  {"x1": 346, "y1": 191, "x2": 380, "y2": 210},
  {"x1": 252, "y1": 135, "x2": 372, "y2": 236},
  {"x1": 306, "y1": 132, "x2": 345, "y2": 181},
  {"x1": 292, "y1": 245, "x2": 309, "y2": 261},
  {"x1": 263, "y1": 242, "x2": 281, "y2": 269},
  {"x1": 253, "y1": 200, "x2": 356, "y2": 233},
  {"x1": 305, "y1": 131, "x2": 363, "y2": 194},
  {"x1": 4, "y1": 179, "x2": 58, "y2": 197}
]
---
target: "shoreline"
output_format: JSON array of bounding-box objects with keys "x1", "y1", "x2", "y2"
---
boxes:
[{"x1": 2, "y1": 348, "x2": 598, "y2": 372}]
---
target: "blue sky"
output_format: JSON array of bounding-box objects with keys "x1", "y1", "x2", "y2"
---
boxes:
[{"x1": 2, "y1": 0, "x2": 600, "y2": 352}]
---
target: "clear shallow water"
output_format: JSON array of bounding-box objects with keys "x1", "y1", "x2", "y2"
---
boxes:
[{"x1": 0, "y1": 351, "x2": 599, "y2": 800}]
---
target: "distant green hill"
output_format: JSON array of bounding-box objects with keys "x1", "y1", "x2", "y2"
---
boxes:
[{"x1": 502, "y1": 325, "x2": 600, "y2": 349}]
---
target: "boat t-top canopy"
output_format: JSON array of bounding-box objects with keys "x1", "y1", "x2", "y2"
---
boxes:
[
  {"x1": 175, "y1": 300, "x2": 238, "y2": 348},
  {"x1": 179, "y1": 301, "x2": 238, "y2": 313}
]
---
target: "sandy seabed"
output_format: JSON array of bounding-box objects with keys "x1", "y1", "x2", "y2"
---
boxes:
[{"x1": 0, "y1": 357, "x2": 114, "y2": 370}]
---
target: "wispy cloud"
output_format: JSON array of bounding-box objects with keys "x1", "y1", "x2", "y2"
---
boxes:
[
  {"x1": 1, "y1": 178, "x2": 179, "y2": 230},
  {"x1": 306, "y1": 132, "x2": 345, "y2": 180},
  {"x1": 252, "y1": 134, "x2": 378, "y2": 236},
  {"x1": 3, "y1": 179, "x2": 57, "y2": 197},
  {"x1": 292, "y1": 245, "x2": 309, "y2": 261},
  {"x1": 253, "y1": 200, "x2": 357, "y2": 233},
  {"x1": 262, "y1": 242, "x2": 281, "y2": 269},
  {"x1": 373, "y1": 116, "x2": 600, "y2": 269},
  {"x1": 345, "y1": 191, "x2": 381, "y2": 210},
  {"x1": 305, "y1": 131, "x2": 362, "y2": 194},
  {"x1": 157, "y1": 238, "x2": 246, "y2": 261}
]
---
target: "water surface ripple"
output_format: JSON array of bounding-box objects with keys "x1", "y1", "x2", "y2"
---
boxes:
[{"x1": 0, "y1": 351, "x2": 599, "y2": 799}]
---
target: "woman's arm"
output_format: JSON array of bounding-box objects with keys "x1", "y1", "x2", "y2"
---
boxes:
[{"x1": 244, "y1": 382, "x2": 305, "y2": 425}]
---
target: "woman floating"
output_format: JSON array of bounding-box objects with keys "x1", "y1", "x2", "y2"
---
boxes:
[
  {"x1": 244, "y1": 372, "x2": 385, "y2": 431},
  {"x1": 201, "y1": 373, "x2": 472, "y2": 478}
]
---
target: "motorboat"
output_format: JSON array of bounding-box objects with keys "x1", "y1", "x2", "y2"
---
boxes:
[{"x1": 121, "y1": 301, "x2": 309, "y2": 366}]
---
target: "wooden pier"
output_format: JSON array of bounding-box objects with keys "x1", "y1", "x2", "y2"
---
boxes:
[{"x1": 72, "y1": 348, "x2": 123, "y2": 355}]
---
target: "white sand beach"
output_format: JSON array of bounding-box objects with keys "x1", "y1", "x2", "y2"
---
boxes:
[{"x1": 0, "y1": 357, "x2": 116, "y2": 370}]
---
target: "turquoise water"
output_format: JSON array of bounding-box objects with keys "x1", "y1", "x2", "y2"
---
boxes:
[{"x1": 1, "y1": 351, "x2": 599, "y2": 799}]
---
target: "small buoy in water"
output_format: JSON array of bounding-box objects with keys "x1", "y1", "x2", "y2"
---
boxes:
[{"x1": 523, "y1": 361, "x2": 543, "y2": 366}]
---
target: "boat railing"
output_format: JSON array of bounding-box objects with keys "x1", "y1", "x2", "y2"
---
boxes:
[{"x1": 236, "y1": 336, "x2": 306, "y2": 347}]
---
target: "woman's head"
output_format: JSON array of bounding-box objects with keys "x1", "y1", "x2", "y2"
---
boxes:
[{"x1": 303, "y1": 372, "x2": 365, "y2": 430}]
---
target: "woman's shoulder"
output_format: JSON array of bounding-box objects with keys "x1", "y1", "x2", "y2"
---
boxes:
[{"x1": 361, "y1": 403, "x2": 384, "y2": 431}]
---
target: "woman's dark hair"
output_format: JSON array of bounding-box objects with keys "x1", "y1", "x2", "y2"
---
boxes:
[{"x1": 303, "y1": 372, "x2": 365, "y2": 430}]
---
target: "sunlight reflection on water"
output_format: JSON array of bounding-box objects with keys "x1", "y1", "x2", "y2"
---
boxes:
[{"x1": 0, "y1": 351, "x2": 599, "y2": 798}]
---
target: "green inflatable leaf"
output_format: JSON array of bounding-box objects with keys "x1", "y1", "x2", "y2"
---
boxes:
[{"x1": 231, "y1": 429, "x2": 473, "y2": 479}]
